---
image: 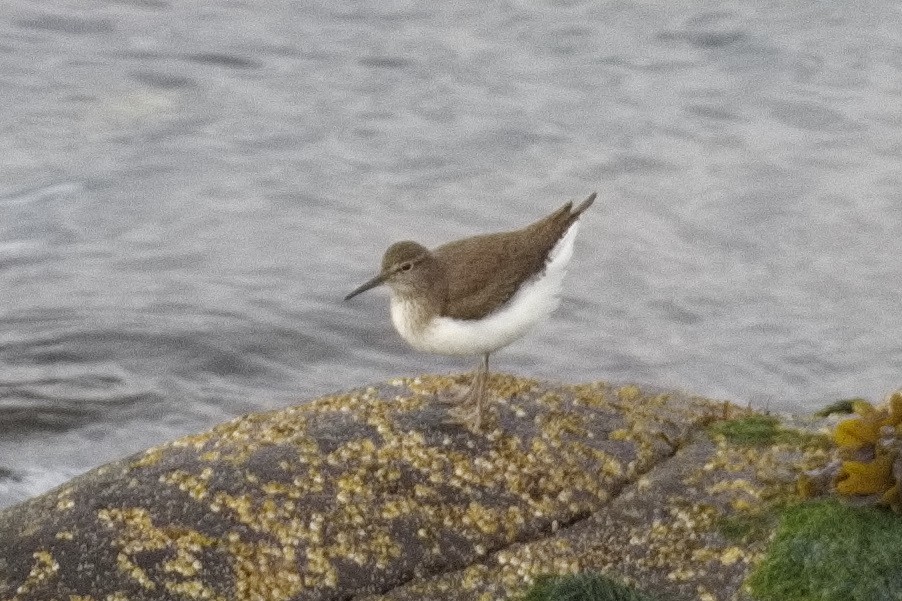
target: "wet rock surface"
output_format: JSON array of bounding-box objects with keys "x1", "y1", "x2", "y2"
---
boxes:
[{"x1": 0, "y1": 377, "x2": 826, "y2": 600}]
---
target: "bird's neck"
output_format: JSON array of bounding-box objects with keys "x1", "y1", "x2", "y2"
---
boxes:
[
  {"x1": 389, "y1": 284, "x2": 443, "y2": 327},
  {"x1": 388, "y1": 264, "x2": 447, "y2": 341}
]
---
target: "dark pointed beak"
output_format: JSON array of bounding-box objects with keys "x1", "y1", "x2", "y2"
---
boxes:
[{"x1": 344, "y1": 271, "x2": 388, "y2": 301}]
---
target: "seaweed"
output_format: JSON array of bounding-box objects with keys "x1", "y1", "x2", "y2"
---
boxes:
[
  {"x1": 814, "y1": 398, "x2": 862, "y2": 418},
  {"x1": 831, "y1": 391, "x2": 902, "y2": 509}
]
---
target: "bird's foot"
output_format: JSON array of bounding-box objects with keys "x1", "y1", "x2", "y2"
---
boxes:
[
  {"x1": 436, "y1": 380, "x2": 481, "y2": 405},
  {"x1": 435, "y1": 369, "x2": 487, "y2": 405},
  {"x1": 435, "y1": 390, "x2": 470, "y2": 405},
  {"x1": 445, "y1": 401, "x2": 484, "y2": 431}
]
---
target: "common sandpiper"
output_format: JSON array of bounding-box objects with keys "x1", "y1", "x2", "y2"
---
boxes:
[{"x1": 345, "y1": 192, "x2": 596, "y2": 430}]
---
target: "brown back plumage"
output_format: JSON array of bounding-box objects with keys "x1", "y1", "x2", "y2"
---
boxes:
[{"x1": 434, "y1": 192, "x2": 595, "y2": 320}]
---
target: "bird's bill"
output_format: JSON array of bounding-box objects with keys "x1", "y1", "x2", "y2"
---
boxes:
[{"x1": 344, "y1": 272, "x2": 388, "y2": 300}]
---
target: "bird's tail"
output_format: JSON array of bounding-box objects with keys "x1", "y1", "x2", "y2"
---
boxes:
[{"x1": 572, "y1": 191, "x2": 597, "y2": 216}]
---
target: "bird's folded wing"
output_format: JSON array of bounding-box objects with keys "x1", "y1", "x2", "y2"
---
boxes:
[{"x1": 434, "y1": 201, "x2": 580, "y2": 320}]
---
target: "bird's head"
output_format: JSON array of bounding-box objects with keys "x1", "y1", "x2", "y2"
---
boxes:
[{"x1": 345, "y1": 241, "x2": 436, "y2": 300}]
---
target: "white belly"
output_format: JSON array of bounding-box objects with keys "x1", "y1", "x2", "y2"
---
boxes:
[{"x1": 389, "y1": 222, "x2": 579, "y2": 356}]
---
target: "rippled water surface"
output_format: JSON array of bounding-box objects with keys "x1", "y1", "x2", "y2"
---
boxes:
[{"x1": 1, "y1": 0, "x2": 901, "y2": 507}]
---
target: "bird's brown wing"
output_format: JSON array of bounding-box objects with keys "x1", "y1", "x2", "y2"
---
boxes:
[{"x1": 434, "y1": 194, "x2": 595, "y2": 320}]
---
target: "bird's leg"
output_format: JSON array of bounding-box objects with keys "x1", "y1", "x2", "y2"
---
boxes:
[
  {"x1": 437, "y1": 353, "x2": 485, "y2": 405},
  {"x1": 447, "y1": 353, "x2": 489, "y2": 429}
]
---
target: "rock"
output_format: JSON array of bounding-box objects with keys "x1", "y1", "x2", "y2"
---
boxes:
[{"x1": 0, "y1": 376, "x2": 826, "y2": 601}]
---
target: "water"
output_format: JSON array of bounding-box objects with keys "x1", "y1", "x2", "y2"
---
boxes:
[{"x1": 1, "y1": 0, "x2": 900, "y2": 508}]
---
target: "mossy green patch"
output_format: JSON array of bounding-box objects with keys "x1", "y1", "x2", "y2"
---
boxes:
[
  {"x1": 715, "y1": 508, "x2": 778, "y2": 545},
  {"x1": 747, "y1": 499, "x2": 902, "y2": 601},
  {"x1": 708, "y1": 415, "x2": 781, "y2": 445},
  {"x1": 521, "y1": 572, "x2": 663, "y2": 601},
  {"x1": 708, "y1": 415, "x2": 829, "y2": 448}
]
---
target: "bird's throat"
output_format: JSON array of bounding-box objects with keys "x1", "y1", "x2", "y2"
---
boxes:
[{"x1": 389, "y1": 293, "x2": 439, "y2": 351}]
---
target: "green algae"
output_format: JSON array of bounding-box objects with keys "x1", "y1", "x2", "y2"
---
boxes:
[
  {"x1": 522, "y1": 573, "x2": 664, "y2": 601},
  {"x1": 747, "y1": 499, "x2": 902, "y2": 601},
  {"x1": 708, "y1": 415, "x2": 828, "y2": 448},
  {"x1": 708, "y1": 415, "x2": 782, "y2": 445},
  {"x1": 715, "y1": 509, "x2": 778, "y2": 545}
]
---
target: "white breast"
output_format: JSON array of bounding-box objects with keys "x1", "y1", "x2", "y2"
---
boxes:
[{"x1": 389, "y1": 221, "x2": 580, "y2": 356}]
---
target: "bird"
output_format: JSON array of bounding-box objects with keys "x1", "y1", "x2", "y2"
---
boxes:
[{"x1": 345, "y1": 192, "x2": 596, "y2": 430}]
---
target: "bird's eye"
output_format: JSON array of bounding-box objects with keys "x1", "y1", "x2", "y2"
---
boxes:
[{"x1": 400, "y1": 262, "x2": 412, "y2": 272}]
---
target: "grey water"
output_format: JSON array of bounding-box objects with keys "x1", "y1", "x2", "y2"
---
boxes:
[{"x1": 1, "y1": 0, "x2": 900, "y2": 508}]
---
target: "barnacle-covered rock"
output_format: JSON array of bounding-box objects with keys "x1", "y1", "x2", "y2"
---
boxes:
[
  {"x1": 0, "y1": 377, "x2": 717, "y2": 601},
  {"x1": 0, "y1": 377, "x2": 842, "y2": 601}
]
